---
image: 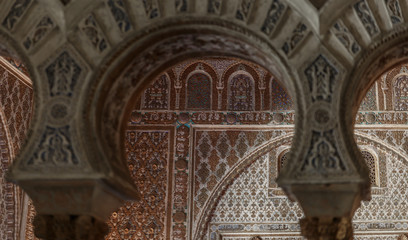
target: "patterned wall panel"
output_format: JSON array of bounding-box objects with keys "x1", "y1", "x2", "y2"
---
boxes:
[
  {"x1": 142, "y1": 74, "x2": 170, "y2": 110},
  {"x1": 137, "y1": 58, "x2": 287, "y2": 113},
  {"x1": 106, "y1": 128, "x2": 173, "y2": 240},
  {"x1": 192, "y1": 129, "x2": 293, "y2": 237},
  {"x1": 0, "y1": 59, "x2": 33, "y2": 240},
  {"x1": 0, "y1": 109, "x2": 17, "y2": 240},
  {"x1": 0, "y1": 61, "x2": 33, "y2": 155}
]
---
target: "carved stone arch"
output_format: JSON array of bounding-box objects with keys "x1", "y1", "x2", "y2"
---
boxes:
[
  {"x1": 346, "y1": 29, "x2": 408, "y2": 121},
  {"x1": 85, "y1": 18, "x2": 297, "y2": 198},
  {"x1": 392, "y1": 73, "x2": 408, "y2": 111},
  {"x1": 194, "y1": 134, "x2": 294, "y2": 239}
]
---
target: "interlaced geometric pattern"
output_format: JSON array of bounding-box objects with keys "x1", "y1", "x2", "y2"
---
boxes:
[
  {"x1": 193, "y1": 130, "x2": 291, "y2": 231},
  {"x1": 0, "y1": 66, "x2": 33, "y2": 155},
  {"x1": 210, "y1": 153, "x2": 303, "y2": 238},
  {"x1": 209, "y1": 142, "x2": 408, "y2": 239}
]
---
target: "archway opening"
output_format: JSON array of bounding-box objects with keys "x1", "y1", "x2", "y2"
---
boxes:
[
  {"x1": 104, "y1": 56, "x2": 295, "y2": 239},
  {"x1": 351, "y1": 62, "x2": 408, "y2": 235}
]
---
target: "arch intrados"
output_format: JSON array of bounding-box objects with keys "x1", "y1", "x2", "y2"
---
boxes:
[
  {"x1": 88, "y1": 19, "x2": 296, "y2": 174},
  {"x1": 194, "y1": 134, "x2": 294, "y2": 239},
  {"x1": 227, "y1": 69, "x2": 256, "y2": 83}
]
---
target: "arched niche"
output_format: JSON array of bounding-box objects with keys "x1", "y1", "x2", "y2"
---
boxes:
[
  {"x1": 227, "y1": 69, "x2": 256, "y2": 111},
  {"x1": 185, "y1": 69, "x2": 213, "y2": 110}
]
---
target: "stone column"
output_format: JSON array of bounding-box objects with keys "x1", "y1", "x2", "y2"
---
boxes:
[{"x1": 277, "y1": 54, "x2": 370, "y2": 240}]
